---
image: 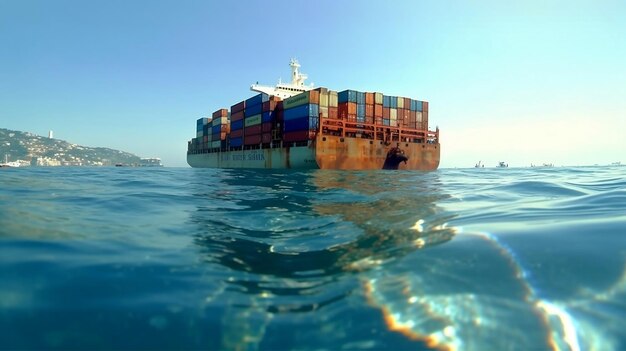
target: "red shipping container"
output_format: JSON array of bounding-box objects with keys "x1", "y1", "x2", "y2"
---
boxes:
[
  {"x1": 231, "y1": 101, "x2": 245, "y2": 113},
  {"x1": 409, "y1": 110, "x2": 416, "y2": 123},
  {"x1": 383, "y1": 107, "x2": 390, "y2": 119},
  {"x1": 231, "y1": 110, "x2": 244, "y2": 122},
  {"x1": 245, "y1": 124, "x2": 262, "y2": 136},
  {"x1": 283, "y1": 130, "x2": 314, "y2": 143},
  {"x1": 338, "y1": 102, "x2": 357, "y2": 119},
  {"x1": 230, "y1": 129, "x2": 243, "y2": 138},
  {"x1": 276, "y1": 109, "x2": 284, "y2": 122},
  {"x1": 374, "y1": 104, "x2": 383, "y2": 118},
  {"x1": 262, "y1": 100, "x2": 277, "y2": 112},
  {"x1": 375, "y1": 117, "x2": 383, "y2": 125},
  {"x1": 365, "y1": 92, "x2": 374, "y2": 105},
  {"x1": 261, "y1": 122, "x2": 273, "y2": 133},
  {"x1": 365, "y1": 104, "x2": 374, "y2": 118},
  {"x1": 423, "y1": 101, "x2": 429, "y2": 112},
  {"x1": 365, "y1": 116, "x2": 374, "y2": 124},
  {"x1": 423, "y1": 111, "x2": 429, "y2": 125},
  {"x1": 244, "y1": 134, "x2": 262, "y2": 145},
  {"x1": 404, "y1": 98, "x2": 411, "y2": 110},
  {"x1": 212, "y1": 108, "x2": 228, "y2": 119},
  {"x1": 328, "y1": 107, "x2": 338, "y2": 119},
  {"x1": 345, "y1": 115, "x2": 357, "y2": 123},
  {"x1": 262, "y1": 133, "x2": 272, "y2": 144}
]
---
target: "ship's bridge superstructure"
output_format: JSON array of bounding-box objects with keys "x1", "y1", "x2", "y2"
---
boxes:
[{"x1": 250, "y1": 59, "x2": 314, "y2": 99}]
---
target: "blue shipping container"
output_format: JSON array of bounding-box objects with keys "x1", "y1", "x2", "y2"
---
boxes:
[
  {"x1": 245, "y1": 93, "x2": 269, "y2": 108},
  {"x1": 383, "y1": 119, "x2": 390, "y2": 126},
  {"x1": 262, "y1": 111, "x2": 275, "y2": 123},
  {"x1": 284, "y1": 104, "x2": 319, "y2": 121},
  {"x1": 231, "y1": 119, "x2": 244, "y2": 131},
  {"x1": 356, "y1": 116, "x2": 365, "y2": 123},
  {"x1": 284, "y1": 116, "x2": 319, "y2": 132},
  {"x1": 356, "y1": 91, "x2": 365, "y2": 104},
  {"x1": 410, "y1": 99, "x2": 416, "y2": 111},
  {"x1": 203, "y1": 124, "x2": 210, "y2": 135},
  {"x1": 212, "y1": 124, "x2": 222, "y2": 134},
  {"x1": 245, "y1": 103, "x2": 263, "y2": 117},
  {"x1": 338, "y1": 90, "x2": 357, "y2": 103},
  {"x1": 416, "y1": 100, "x2": 423, "y2": 112},
  {"x1": 357, "y1": 104, "x2": 365, "y2": 119},
  {"x1": 383, "y1": 95, "x2": 390, "y2": 107},
  {"x1": 230, "y1": 137, "x2": 243, "y2": 148},
  {"x1": 389, "y1": 96, "x2": 397, "y2": 109}
]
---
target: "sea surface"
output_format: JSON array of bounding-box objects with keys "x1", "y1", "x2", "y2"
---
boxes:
[{"x1": 1, "y1": 166, "x2": 625, "y2": 350}]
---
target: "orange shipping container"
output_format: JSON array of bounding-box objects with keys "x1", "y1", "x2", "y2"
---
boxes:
[
  {"x1": 374, "y1": 104, "x2": 383, "y2": 118},
  {"x1": 383, "y1": 107, "x2": 390, "y2": 119},
  {"x1": 365, "y1": 92, "x2": 374, "y2": 105},
  {"x1": 365, "y1": 104, "x2": 374, "y2": 118},
  {"x1": 328, "y1": 107, "x2": 338, "y2": 119}
]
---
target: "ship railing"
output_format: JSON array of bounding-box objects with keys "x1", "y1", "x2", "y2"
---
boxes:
[{"x1": 319, "y1": 118, "x2": 431, "y2": 144}]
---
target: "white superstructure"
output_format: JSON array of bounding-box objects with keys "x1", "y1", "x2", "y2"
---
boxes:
[{"x1": 250, "y1": 59, "x2": 314, "y2": 99}]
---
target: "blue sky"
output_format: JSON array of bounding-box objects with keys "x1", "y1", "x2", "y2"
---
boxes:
[{"x1": 1, "y1": 0, "x2": 624, "y2": 167}]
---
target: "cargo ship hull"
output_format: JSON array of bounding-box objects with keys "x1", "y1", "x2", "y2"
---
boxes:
[{"x1": 187, "y1": 134, "x2": 440, "y2": 170}]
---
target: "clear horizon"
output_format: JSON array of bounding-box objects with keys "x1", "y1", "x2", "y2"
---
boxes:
[{"x1": 1, "y1": 0, "x2": 625, "y2": 168}]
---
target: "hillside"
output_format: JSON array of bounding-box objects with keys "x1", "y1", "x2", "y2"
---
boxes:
[{"x1": 0, "y1": 128, "x2": 141, "y2": 166}]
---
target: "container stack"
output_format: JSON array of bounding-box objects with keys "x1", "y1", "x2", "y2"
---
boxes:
[
  {"x1": 230, "y1": 99, "x2": 246, "y2": 147},
  {"x1": 261, "y1": 96, "x2": 281, "y2": 144},
  {"x1": 282, "y1": 89, "x2": 320, "y2": 142},
  {"x1": 189, "y1": 86, "x2": 430, "y2": 154},
  {"x1": 242, "y1": 93, "x2": 269, "y2": 146},
  {"x1": 189, "y1": 117, "x2": 212, "y2": 152},
  {"x1": 210, "y1": 109, "x2": 230, "y2": 149}
]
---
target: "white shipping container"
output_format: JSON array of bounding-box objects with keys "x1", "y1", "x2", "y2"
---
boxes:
[
  {"x1": 416, "y1": 112, "x2": 422, "y2": 123},
  {"x1": 397, "y1": 97, "x2": 404, "y2": 109},
  {"x1": 390, "y1": 108, "x2": 397, "y2": 119}
]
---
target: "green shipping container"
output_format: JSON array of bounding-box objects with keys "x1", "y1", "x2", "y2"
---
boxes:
[
  {"x1": 245, "y1": 114, "x2": 262, "y2": 127},
  {"x1": 283, "y1": 90, "x2": 316, "y2": 109}
]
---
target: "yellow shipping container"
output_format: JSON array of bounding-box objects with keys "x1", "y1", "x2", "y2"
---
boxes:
[{"x1": 374, "y1": 92, "x2": 383, "y2": 105}]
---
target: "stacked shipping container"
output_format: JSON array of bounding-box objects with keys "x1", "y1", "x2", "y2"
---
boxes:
[{"x1": 188, "y1": 87, "x2": 430, "y2": 153}]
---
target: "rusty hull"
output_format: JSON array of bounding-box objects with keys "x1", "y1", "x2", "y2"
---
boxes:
[{"x1": 315, "y1": 134, "x2": 440, "y2": 170}]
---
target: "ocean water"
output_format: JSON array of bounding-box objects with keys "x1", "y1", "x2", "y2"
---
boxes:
[{"x1": 1, "y1": 166, "x2": 625, "y2": 350}]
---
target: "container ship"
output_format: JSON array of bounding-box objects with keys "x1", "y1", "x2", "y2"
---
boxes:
[{"x1": 187, "y1": 60, "x2": 440, "y2": 170}]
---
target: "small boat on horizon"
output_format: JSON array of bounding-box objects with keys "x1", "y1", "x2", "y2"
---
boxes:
[{"x1": 496, "y1": 161, "x2": 508, "y2": 168}]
